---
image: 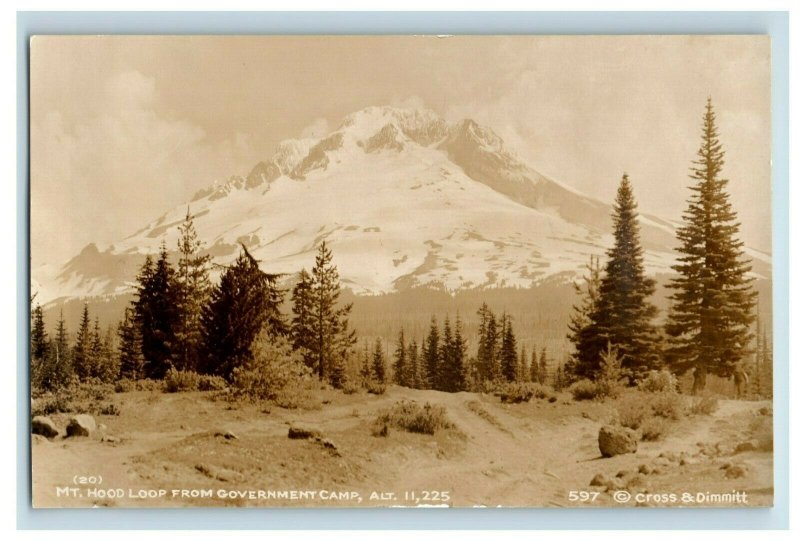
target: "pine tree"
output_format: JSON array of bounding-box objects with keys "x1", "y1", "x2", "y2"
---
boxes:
[
  {"x1": 529, "y1": 345, "x2": 539, "y2": 383},
  {"x1": 575, "y1": 175, "x2": 660, "y2": 380},
  {"x1": 31, "y1": 303, "x2": 49, "y2": 362},
  {"x1": 372, "y1": 338, "x2": 387, "y2": 384},
  {"x1": 359, "y1": 341, "x2": 372, "y2": 384},
  {"x1": 290, "y1": 268, "x2": 315, "y2": 370},
  {"x1": 134, "y1": 245, "x2": 179, "y2": 379},
  {"x1": 518, "y1": 344, "x2": 528, "y2": 382},
  {"x1": 43, "y1": 310, "x2": 72, "y2": 390},
  {"x1": 500, "y1": 313, "x2": 518, "y2": 382},
  {"x1": 407, "y1": 339, "x2": 421, "y2": 389},
  {"x1": 201, "y1": 245, "x2": 286, "y2": 379},
  {"x1": 174, "y1": 208, "x2": 212, "y2": 372},
  {"x1": 308, "y1": 242, "x2": 357, "y2": 386},
  {"x1": 666, "y1": 99, "x2": 757, "y2": 392},
  {"x1": 538, "y1": 347, "x2": 548, "y2": 385},
  {"x1": 449, "y1": 315, "x2": 468, "y2": 392},
  {"x1": 567, "y1": 255, "x2": 601, "y2": 379},
  {"x1": 421, "y1": 316, "x2": 440, "y2": 389},
  {"x1": 73, "y1": 303, "x2": 93, "y2": 380},
  {"x1": 118, "y1": 307, "x2": 145, "y2": 380},
  {"x1": 393, "y1": 328, "x2": 409, "y2": 387}
]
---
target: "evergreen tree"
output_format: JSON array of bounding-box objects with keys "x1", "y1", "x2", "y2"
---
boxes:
[
  {"x1": 438, "y1": 316, "x2": 454, "y2": 391},
  {"x1": 448, "y1": 315, "x2": 468, "y2": 392},
  {"x1": 567, "y1": 255, "x2": 601, "y2": 379},
  {"x1": 359, "y1": 341, "x2": 373, "y2": 384},
  {"x1": 308, "y1": 242, "x2": 357, "y2": 386},
  {"x1": 42, "y1": 310, "x2": 72, "y2": 390},
  {"x1": 421, "y1": 316, "x2": 440, "y2": 389},
  {"x1": 118, "y1": 307, "x2": 145, "y2": 380},
  {"x1": 393, "y1": 328, "x2": 409, "y2": 387},
  {"x1": 573, "y1": 175, "x2": 660, "y2": 380},
  {"x1": 201, "y1": 245, "x2": 285, "y2": 379},
  {"x1": 500, "y1": 313, "x2": 519, "y2": 382},
  {"x1": 666, "y1": 99, "x2": 756, "y2": 392},
  {"x1": 290, "y1": 268, "x2": 315, "y2": 370},
  {"x1": 407, "y1": 339, "x2": 421, "y2": 389},
  {"x1": 31, "y1": 303, "x2": 49, "y2": 362},
  {"x1": 538, "y1": 347, "x2": 548, "y2": 385},
  {"x1": 372, "y1": 338, "x2": 387, "y2": 384},
  {"x1": 518, "y1": 344, "x2": 528, "y2": 382},
  {"x1": 529, "y1": 345, "x2": 539, "y2": 383},
  {"x1": 134, "y1": 245, "x2": 179, "y2": 379},
  {"x1": 73, "y1": 304, "x2": 93, "y2": 380},
  {"x1": 174, "y1": 208, "x2": 212, "y2": 372}
]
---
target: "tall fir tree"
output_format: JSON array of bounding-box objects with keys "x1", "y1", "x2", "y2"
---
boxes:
[
  {"x1": 518, "y1": 345, "x2": 528, "y2": 382},
  {"x1": 529, "y1": 345, "x2": 539, "y2": 383},
  {"x1": 421, "y1": 316, "x2": 440, "y2": 390},
  {"x1": 118, "y1": 306, "x2": 145, "y2": 380},
  {"x1": 44, "y1": 310, "x2": 72, "y2": 390},
  {"x1": 307, "y1": 242, "x2": 356, "y2": 387},
  {"x1": 665, "y1": 99, "x2": 756, "y2": 392},
  {"x1": 290, "y1": 268, "x2": 315, "y2": 370},
  {"x1": 134, "y1": 244, "x2": 179, "y2": 379},
  {"x1": 407, "y1": 339, "x2": 421, "y2": 389},
  {"x1": 174, "y1": 208, "x2": 212, "y2": 372},
  {"x1": 359, "y1": 341, "x2": 373, "y2": 384},
  {"x1": 538, "y1": 347, "x2": 548, "y2": 385},
  {"x1": 30, "y1": 304, "x2": 49, "y2": 388},
  {"x1": 73, "y1": 303, "x2": 93, "y2": 380},
  {"x1": 573, "y1": 175, "x2": 660, "y2": 381},
  {"x1": 200, "y1": 245, "x2": 286, "y2": 379},
  {"x1": 567, "y1": 256, "x2": 601, "y2": 379},
  {"x1": 499, "y1": 313, "x2": 518, "y2": 382},
  {"x1": 393, "y1": 328, "x2": 409, "y2": 387},
  {"x1": 372, "y1": 338, "x2": 387, "y2": 384}
]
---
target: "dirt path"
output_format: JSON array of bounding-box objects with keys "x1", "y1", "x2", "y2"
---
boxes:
[{"x1": 31, "y1": 388, "x2": 773, "y2": 508}]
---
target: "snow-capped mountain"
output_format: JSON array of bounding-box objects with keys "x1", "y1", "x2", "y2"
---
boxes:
[{"x1": 33, "y1": 105, "x2": 771, "y2": 304}]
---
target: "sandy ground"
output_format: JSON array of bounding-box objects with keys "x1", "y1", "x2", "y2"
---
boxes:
[{"x1": 31, "y1": 386, "x2": 773, "y2": 508}]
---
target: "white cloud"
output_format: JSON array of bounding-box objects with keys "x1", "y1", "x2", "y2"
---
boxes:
[{"x1": 31, "y1": 70, "x2": 260, "y2": 268}]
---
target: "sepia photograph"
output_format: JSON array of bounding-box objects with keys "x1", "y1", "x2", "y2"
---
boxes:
[{"x1": 28, "y1": 35, "x2": 773, "y2": 509}]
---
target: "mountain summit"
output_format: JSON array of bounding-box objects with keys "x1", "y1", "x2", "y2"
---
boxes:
[{"x1": 33, "y1": 105, "x2": 768, "y2": 303}]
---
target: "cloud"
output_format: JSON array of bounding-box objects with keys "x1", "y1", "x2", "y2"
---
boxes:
[
  {"x1": 31, "y1": 70, "x2": 260, "y2": 268},
  {"x1": 390, "y1": 95, "x2": 427, "y2": 111},
  {"x1": 299, "y1": 117, "x2": 330, "y2": 139}
]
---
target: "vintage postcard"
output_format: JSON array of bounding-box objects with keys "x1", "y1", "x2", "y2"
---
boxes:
[{"x1": 29, "y1": 35, "x2": 773, "y2": 508}]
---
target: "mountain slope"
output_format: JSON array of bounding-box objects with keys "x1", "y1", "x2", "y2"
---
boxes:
[{"x1": 33, "y1": 105, "x2": 771, "y2": 304}]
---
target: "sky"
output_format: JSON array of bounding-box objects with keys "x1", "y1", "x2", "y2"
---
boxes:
[{"x1": 30, "y1": 35, "x2": 771, "y2": 268}]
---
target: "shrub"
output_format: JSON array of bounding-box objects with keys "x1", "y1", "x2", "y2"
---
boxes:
[
  {"x1": 99, "y1": 403, "x2": 121, "y2": 416},
  {"x1": 163, "y1": 368, "x2": 201, "y2": 393},
  {"x1": 341, "y1": 380, "x2": 361, "y2": 395},
  {"x1": 570, "y1": 379, "x2": 600, "y2": 401},
  {"x1": 231, "y1": 334, "x2": 311, "y2": 402},
  {"x1": 32, "y1": 393, "x2": 75, "y2": 416},
  {"x1": 616, "y1": 394, "x2": 651, "y2": 430},
  {"x1": 649, "y1": 392, "x2": 686, "y2": 420},
  {"x1": 375, "y1": 400, "x2": 456, "y2": 435},
  {"x1": 198, "y1": 374, "x2": 228, "y2": 392},
  {"x1": 496, "y1": 382, "x2": 554, "y2": 403},
  {"x1": 115, "y1": 378, "x2": 164, "y2": 393},
  {"x1": 640, "y1": 416, "x2": 670, "y2": 441},
  {"x1": 688, "y1": 395, "x2": 720, "y2": 416},
  {"x1": 638, "y1": 370, "x2": 679, "y2": 394},
  {"x1": 273, "y1": 386, "x2": 322, "y2": 410},
  {"x1": 366, "y1": 381, "x2": 387, "y2": 395}
]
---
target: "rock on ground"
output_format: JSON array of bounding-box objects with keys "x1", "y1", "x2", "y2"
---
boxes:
[
  {"x1": 32, "y1": 416, "x2": 60, "y2": 439},
  {"x1": 66, "y1": 414, "x2": 97, "y2": 437},
  {"x1": 288, "y1": 426, "x2": 322, "y2": 440},
  {"x1": 598, "y1": 425, "x2": 638, "y2": 457}
]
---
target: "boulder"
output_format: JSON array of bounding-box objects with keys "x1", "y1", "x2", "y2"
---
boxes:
[
  {"x1": 32, "y1": 416, "x2": 60, "y2": 439},
  {"x1": 638, "y1": 464, "x2": 653, "y2": 475},
  {"x1": 589, "y1": 473, "x2": 608, "y2": 487},
  {"x1": 598, "y1": 425, "x2": 638, "y2": 457},
  {"x1": 66, "y1": 414, "x2": 96, "y2": 437},
  {"x1": 735, "y1": 440, "x2": 758, "y2": 454}
]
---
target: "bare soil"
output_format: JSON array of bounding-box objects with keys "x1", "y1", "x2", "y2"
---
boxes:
[{"x1": 31, "y1": 386, "x2": 773, "y2": 508}]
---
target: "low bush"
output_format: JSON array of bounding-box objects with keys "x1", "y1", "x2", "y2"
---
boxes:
[
  {"x1": 230, "y1": 334, "x2": 311, "y2": 402},
  {"x1": 375, "y1": 400, "x2": 456, "y2": 435},
  {"x1": 616, "y1": 394, "x2": 651, "y2": 430},
  {"x1": 640, "y1": 416, "x2": 670, "y2": 441},
  {"x1": 638, "y1": 370, "x2": 679, "y2": 394},
  {"x1": 99, "y1": 403, "x2": 121, "y2": 416},
  {"x1": 649, "y1": 392, "x2": 686, "y2": 420},
  {"x1": 366, "y1": 381, "x2": 387, "y2": 395},
  {"x1": 570, "y1": 379, "x2": 600, "y2": 401},
  {"x1": 163, "y1": 368, "x2": 201, "y2": 393},
  {"x1": 32, "y1": 392, "x2": 75, "y2": 416},
  {"x1": 115, "y1": 378, "x2": 164, "y2": 393},
  {"x1": 341, "y1": 380, "x2": 361, "y2": 395},
  {"x1": 198, "y1": 374, "x2": 228, "y2": 392},
  {"x1": 273, "y1": 387, "x2": 322, "y2": 410},
  {"x1": 496, "y1": 382, "x2": 554, "y2": 403},
  {"x1": 688, "y1": 395, "x2": 720, "y2": 416}
]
